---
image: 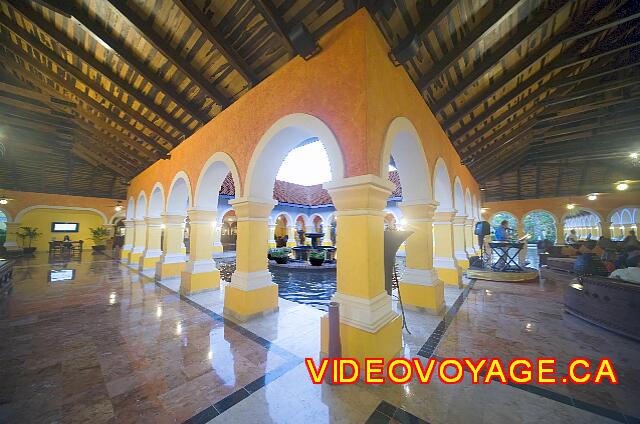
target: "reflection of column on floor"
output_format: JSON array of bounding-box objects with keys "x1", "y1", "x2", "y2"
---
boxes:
[
  {"x1": 399, "y1": 202, "x2": 444, "y2": 314},
  {"x1": 464, "y1": 218, "x2": 476, "y2": 256},
  {"x1": 268, "y1": 224, "x2": 276, "y2": 248},
  {"x1": 3, "y1": 222, "x2": 22, "y2": 253},
  {"x1": 127, "y1": 219, "x2": 147, "y2": 268},
  {"x1": 156, "y1": 214, "x2": 187, "y2": 280},
  {"x1": 432, "y1": 210, "x2": 461, "y2": 286},
  {"x1": 213, "y1": 223, "x2": 223, "y2": 253},
  {"x1": 180, "y1": 209, "x2": 219, "y2": 295},
  {"x1": 320, "y1": 175, "x2": 401, "y2": 364},
  {"x1": 224, "y1": 198, "x2": 279, "y2": 322},
  {"x1": 139, "y1": 217, "x2": 163, "y2": 272},
  {"x1": 453, "y1": 215, "x2": 469, "y2": 269},
  {"x1": 286, "y1": 226, "x2": 297, "y2": 247}
]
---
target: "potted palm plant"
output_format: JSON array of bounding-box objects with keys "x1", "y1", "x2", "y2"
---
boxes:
[
  {"x1": 270, "y1": 247, "x2": 291, "y2": 264},
  {"x1": 89, "y1": 226, "x2": 109, "y2": 252},
  {"x1": 17, "y1": 226, "x2": 42, "y2": 255},
  {"x1": 309, "y1": 249, "x2": 325, "y2": 266}
]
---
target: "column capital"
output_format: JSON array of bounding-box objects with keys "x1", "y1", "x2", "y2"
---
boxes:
[
  {"x1": 323, "y1": 174, "x2": 393, "y2": 213},
  {"x1": 399, "y1": 201, "x2": 437, "y2": 220},
  {"x1": 452, "y1": 215, "x2": 467, "y2": 225},
  {"x1": 186, "y1": 208, "x2": 217, "y2": 223},
  {"x1": 229, "y1": 197, "x2": 276, "y2": 220},
  {"x1": 144, "y1": 217, "x2": 163, "y2": 226},
  {"x1": 161, "y1": 214, "x2": 186, "y2": 225},
  {"x1": 433, "y1": 211, "x2": 456, "y2": 222},
  {"x1": 123, "y1": 219, "x2": 135, "y2": 227},
  {"x1": 465, "y1": 218, "x2": 475, "y2": 226}
]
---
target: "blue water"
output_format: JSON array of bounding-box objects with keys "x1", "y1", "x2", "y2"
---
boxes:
[{"x1": 216, "y1": 257, "x2": 407, "y2": 312}]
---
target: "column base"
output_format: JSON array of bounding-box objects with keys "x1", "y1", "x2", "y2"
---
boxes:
[
  {"x1": 435, "y1": 267, "x2": 461, "y2": 286},
  {"x1": 223, "y1": 284, "x2": 279, "y2": 322},
  {"x1": 139, "y1": 252, "x2": 161, "y2": 272},
  {"x1": 180, "y1": 260, "x2": 220, "y2": 295},
  {"x1": 127, "y1": 251, "x2": 143, "y2": 268},
  {"x1": 455, "y1": 252, "x2": 470, "y2": 270},
  {"x1": 320, "y1": 314, "x2": 402, "y2": 363},
  {"x1": 120, "y1": 249, "x2": 131, "y2": 263},
  {"x1": 399, "y1": 268, "x2": 444, "y2": 314},
  {"x1": 213, "y1": 244, "x2": 224, "y2": 253},
  {"x1": 155, "y1": 260, "x2": 186, "y2": 280}
]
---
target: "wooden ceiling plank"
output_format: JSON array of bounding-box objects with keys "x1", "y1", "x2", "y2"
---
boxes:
[
  {"x1": 443, "y1": 13, "x2": 640, "y2": 127},
  {"x1": 104, "y1": 0, "x2": 230, "y2": 109},
  {"x1": 6, "y1": 1, "x2": 192, "y2": 135},
  {"x1": 417, "y1": 0, "x2": 526, "y2": 92},
  {"x1": 432, "y1": 0, "x2": 568, "y2": 113},
  {"x1": 18, "y1": 0, "x2": 210, "y2": 124},
  {"x1": 174, "y1": 0, "x2": 258, "y2": 86},
  {"x1": 0, "y1": 14, "x2": 177, "y2": 149},
  {"x1": 1, "y1": 44, "x2": 165, "y2": 156},
  {"x1": 251, "y1": 0, "x2": 295, "y2": 55}
]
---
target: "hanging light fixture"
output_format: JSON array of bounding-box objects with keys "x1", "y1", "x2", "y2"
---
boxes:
[
  {"x1": 587, "y1": 194, "x2": 597, "y2": 201},
  {"x1": 566, "y1": 203, "x2": 575, "y2": 210}
]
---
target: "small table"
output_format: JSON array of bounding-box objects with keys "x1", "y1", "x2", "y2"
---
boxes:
[{"x1": 489, "y1": 241, "x2": 524, "y2": 272}]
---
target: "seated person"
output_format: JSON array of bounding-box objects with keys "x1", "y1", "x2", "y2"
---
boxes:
[
  {"x1": 623, "y1": 229, "x2": 639, "y2": 248},
  {"x1": 494, "y1": 220, "x2": 510, "y2": 241},
  {"x1": 615, "y1": 246, "x2": 639, "y2": 269},
  {"x1": 610, "y1": 255, "x2": 640, "y2": 283},
  {"x1": 565, "y1": 229, "x2": 579, "y2": 244}
]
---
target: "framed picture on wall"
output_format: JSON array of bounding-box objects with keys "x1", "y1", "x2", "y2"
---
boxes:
[{"x1": 51, "y1": 222, "x2": 80, "y2": 232}]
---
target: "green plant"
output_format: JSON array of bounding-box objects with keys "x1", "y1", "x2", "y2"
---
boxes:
[
  {"x1": 18, "y1": 226, "x2": 42, "y2": 248},
  {"x1": 270, "y1": 247, "x2": 291, "y2": 259},
  {"x1": 309, "y1": 250, "x2": 325, "y2": 260},
  {"x1": 89, "y1": 226, "x2": 109, "y2": 246}
]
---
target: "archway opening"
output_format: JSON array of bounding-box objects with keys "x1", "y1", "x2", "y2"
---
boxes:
[
  {"x1": 221, "y1": 209, "x2": 237, "y2": 250},
  {"x1": 609, "y1": 207, "x2": 638, "y2": 240},
  {"x1": 0, "y1": 210, "x2": 6, "y2": 246},
  {"x1": 523, "y1": 211, "x2": 557, "y2": 244},
  {"x1": 563, "y1": 208, "x2": 601, "y2": 241},
  {"x1": 490, "y1": 212, "x2": 518, "y2": 238}
]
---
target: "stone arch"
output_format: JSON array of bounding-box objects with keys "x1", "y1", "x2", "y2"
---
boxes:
[
  {"x1": 167, "y1": 171, "x2": 193, "y2": 215},
  {"x1": 522, "y1": 209, "x2": 558, "y2": 242},
  {"x1": 453, "y1": 177, "x2": 465, "y2": 216},
  {"x1": 135, "y1": 191, "x2": 147, "y2": 220},
  {"x1": 310, "y1": 213, "x2": 324, "y2": 232},
  {"x1": 244, "y1": 113, "x2": 345, "y2": 203},
  {"x1": 147, "y1": 183, "x2": 165, "y2": 218},
  {"x1": 380, "y1": 117, "x2": 432, "y2": 203},
  {"x1": 465, "y1": 189, "x2": 473, "y2": 220},
  {"x1": 126, "y1": 196, "x2": 135, "y2": 220},
  {"x1": 194, "y1": 152, "x2": 241, "y2": 211},
  {"x1": 433, "y1": 158, "x2": 453, "y2": 211},
  {"x1": 15, "y1": 205, "x2": 108, "y2": 225}
]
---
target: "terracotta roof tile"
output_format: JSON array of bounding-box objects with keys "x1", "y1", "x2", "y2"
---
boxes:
[{"x1": 219, "y1": 171, "x2": 402, "y2": 206}]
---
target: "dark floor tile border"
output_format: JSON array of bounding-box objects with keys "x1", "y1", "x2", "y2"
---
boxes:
[
  {"x1": 416, "y1": 278, "x2": 638, "y2": 424},
  {"x1": 365, "y1": 401, "x2": 430, "y2": 424},
  {"x1": 124, "y1": 265, "x2": 304, "y2": 423},
  {"x1": 416, "y1": 280, "x2": 475, "y2": 358}
]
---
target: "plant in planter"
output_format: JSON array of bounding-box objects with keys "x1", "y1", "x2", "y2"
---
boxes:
[
  {"x1": 17, "y1": 226, "x2": 42, "y2": 255},
  {"x1": 270, "y1": 247, "x2": 291, "y2": 264},
  {"x1": 309, "y1": 249, "x2": 325, "y2": 266},
  {"x1": 89, "y1": 226, "x2": 109, "y2": 252}
]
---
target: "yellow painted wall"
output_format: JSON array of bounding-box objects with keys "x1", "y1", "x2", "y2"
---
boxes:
[{"x1": 19, "y1": 208, "x2": 104, "y2": 250}]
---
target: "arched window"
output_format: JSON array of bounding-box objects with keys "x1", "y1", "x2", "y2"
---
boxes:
[
  {"x1": 523, "y1": 211, "x2": 557, "y2": 243},
  {"x1": 490, "y1": 212, "x2": 518, "y2": 237}
]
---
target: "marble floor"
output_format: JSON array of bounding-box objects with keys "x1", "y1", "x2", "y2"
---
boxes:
[{"x1": 1, "y1": 252, "x2": 637, "y2": 424}]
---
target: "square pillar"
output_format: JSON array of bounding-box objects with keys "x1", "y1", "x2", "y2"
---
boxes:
[
  {"x1": 268, "y1": 224, "x2": 277, "y2": 248},
  {"x1": 464, "y1": 219, "x2": 476, "y2": 256},
  {"x1": 433, "y1": 210, "x2": 461, "y2": 286},
  {"x1": 320, "y1": 175, "x2": 402, "y2": 364},
  {"x1": 286, "y1": 226, "x2": 297, "y2": 247},
  {"x1": 180, "y1": 209, "x2": 219, "y2": 295},
  {"x1": 213, "y1": 224, "x2": 224, "y2": 253},
  {"x1": 398, "y1": 202, "x2": 444, "y2": 314},
  {"x1": 155, "y1": 214, "x2": 187, "y2": 280},
  {"x1": 453, "y1": 216, "x2": 469, "y2": 269},
  {"x1": 2, "y1": 222, "x2": 23, "y2": 254},
  {"x1": 139, "y1": 217, "x2": 163, "y2": 273},
  {"x1": 224, "y1": 198, "x2": 279, "y2": 322},
  {"x1": 127, "y1": 219, "x2": 147, "y2": 268}
]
